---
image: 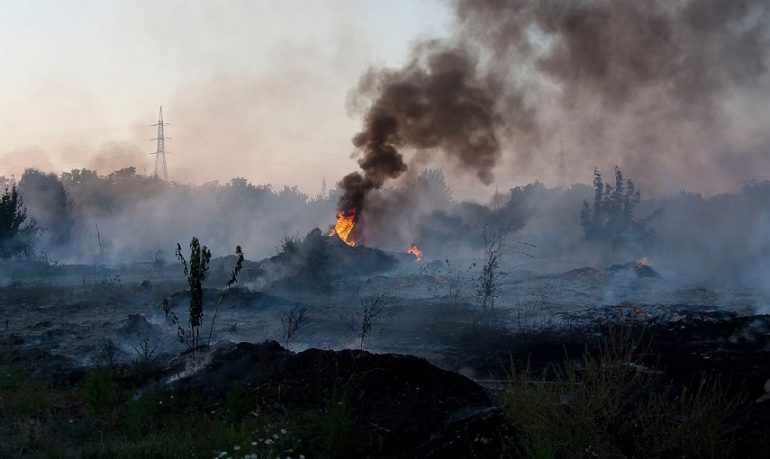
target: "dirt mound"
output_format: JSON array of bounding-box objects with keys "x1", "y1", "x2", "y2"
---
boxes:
[{"x1": 172, "y1": 341, "x2": 497, "y2": 457}]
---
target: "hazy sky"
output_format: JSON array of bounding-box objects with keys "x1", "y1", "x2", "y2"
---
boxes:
[
  {"x1": 0, "y1": 0, "x2": 454, "y2": 195},
  {"x1": 2, "y1": 1, "x2": 770, "y2": 200}
]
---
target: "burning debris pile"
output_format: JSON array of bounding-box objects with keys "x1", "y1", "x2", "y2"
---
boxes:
[
  {"x1": 329, "y1": 209, "x2": 358, "y2": 247},
  {"x1": 608, "y1": 257, "x2": 663, "y2": 279},
  {"x1": 250, "y1": 228, "x2": 399, "y2": 292},
  {"x1": 407, "y1": 244, "x2": 424, "y2": 262}
]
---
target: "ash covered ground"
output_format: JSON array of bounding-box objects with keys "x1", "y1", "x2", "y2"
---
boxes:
[{"x1": 0, "y1": 229, "x2": 766, "y2": 376}]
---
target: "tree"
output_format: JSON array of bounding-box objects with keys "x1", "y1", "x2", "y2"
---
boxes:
[
  {"x1": 19, "y1": 168, "x2": 74, "y2": 245},
  {"x1": 280, "y1": 304, "x2": 311, "y2": 350},
  {"x1": 176, "y1": 237, "x2": 212, "y2": 352},
  {"x1": 0, "y1": 185, "x2": 37, "y2": 258},
  {"x1": 580, "y1": 167, "x2": 660, "y2": 249},
  {"x1": 347, "y1": 295, "x2": 386, "y2": 350},
  {"x1": 476, "y1": 222, "x2": 509, "y2": 309},
  {"x1": 206, "y1": 245, "x2": 245, "y2": 346}
]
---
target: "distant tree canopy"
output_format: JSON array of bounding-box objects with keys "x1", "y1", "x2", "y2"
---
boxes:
[
  {"x1": 19, "y1": 169, "x2": 74, "y2": 245},
  {"x1": 0, "y1": 185, "x2": 37, "y2": 258},
  {"x1": 580, "y1": 167, "x2": 660, "y2": 248}
]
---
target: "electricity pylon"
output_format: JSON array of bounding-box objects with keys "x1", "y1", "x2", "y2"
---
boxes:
[{"x1": 151, "y1": 106, "x2": 170, "y2": 181}]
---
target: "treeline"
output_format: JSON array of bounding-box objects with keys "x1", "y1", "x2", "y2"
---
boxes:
[
  {"x1": 0, "y1": 167, "x2": 335, "y2": 263},
  {"x1": 3, "y1": 164, "x2": 770, "y2": 286}
]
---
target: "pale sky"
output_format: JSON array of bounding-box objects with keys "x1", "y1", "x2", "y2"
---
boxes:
[
  {"x1": 0, "y1": 0, "x2": 454, "y2": 195},
  {"x1": 4, "y1": 1, "x2": 769, "y2": 199}
]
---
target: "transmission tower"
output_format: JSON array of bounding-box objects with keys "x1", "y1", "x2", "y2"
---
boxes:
[
  {"x1": 556, "y1": 137, "x2": 566, "y2": 189},
  {"x1": 151, "y1": 106, "x2": 171, "y2": 181}
]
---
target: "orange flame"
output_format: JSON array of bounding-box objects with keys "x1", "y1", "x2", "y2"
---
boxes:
[
  {"x1": 407, "y1": 244, "x2": 423, "y2": 262},
  {"x1": 333, "y1": 209, "x2": 357, "y2": 246}
]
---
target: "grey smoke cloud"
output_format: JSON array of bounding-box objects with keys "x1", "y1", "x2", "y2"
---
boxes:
[
  {"x1": 340, "y1": 0, "x2": 770, "y2": 228},
  {"x1": 458, "y1": 0, "x2": 770, "y2": 192}
]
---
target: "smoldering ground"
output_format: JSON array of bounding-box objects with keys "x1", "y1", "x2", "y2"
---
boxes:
[
  {"x1": 3, "y1": 163, "x2": 770, "y2": 315},
  {"x1": 1, "y1": 0, "x2": 769, "y2": 344}
]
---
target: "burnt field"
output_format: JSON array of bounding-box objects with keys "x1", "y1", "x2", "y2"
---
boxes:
[
  {"x1": 1, "y1": 234, "x2": 769, "y2": 458},
  {"x1": 5, "y1": 0, "x2": 770, "y2": 456}
]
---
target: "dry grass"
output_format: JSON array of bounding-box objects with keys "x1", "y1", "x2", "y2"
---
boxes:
[{"x1": 502, "y1": 324, "x2": 741, "y2": 458}]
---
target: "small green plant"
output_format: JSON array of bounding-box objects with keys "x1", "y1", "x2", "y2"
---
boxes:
[
  {"x1": 312, "y1": 392, "x2": 357, "y2": 459},
  {"x1": 122, "y1": 386, "x2": 168, "y2": 440},
  {"x1": 84, "y1": 368, "x2": 120, "y2": 414},
  {"x1": 223, "y1": 380, "x2": 253, "y2": 422},
  {"x1": 175, "y1": 237, "x2": 212, "y2": 353},
  {"x1": 280, "y1": 304, "x2": 311, "y2": 350},
  {"x1": 130, "y1": 333, "x2": 161, "y2": 381},
  {"x1": 0, "y1": 358, "x2": 47, "y2": 420}
]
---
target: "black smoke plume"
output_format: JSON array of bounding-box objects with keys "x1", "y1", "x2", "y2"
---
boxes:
[
  {"x1": 339, "y1": 0, "x2": 770, "y2": 237},
  {"x1": 337, "y1": 44, "x2": 505, "y2": 238}
]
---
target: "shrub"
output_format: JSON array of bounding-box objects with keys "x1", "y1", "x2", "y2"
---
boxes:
[
  {"x1": 175, "y1": 237, "x2": 212, "y2": 352},
  {"x1": 503, "y1": 325, "x2": 739, "y2": 458},
  {"x1": 84, "y1": 368, "x2": 120, "y2": 414},
  {"x1": 346, "y1": 294, "x2": 386, "y2": 350},
  {"x1": 312, "y1": 392, "x2": 357, "y2": 459},
  {"x1": 129, "y1": 333, "x2": 161, "y2": 382},
  {"x1": 280, "y1": 304, "x2": 311, "y2": 350},
  {"x1": 223, "y1": 380, "x2": 254, "y2": 422}
]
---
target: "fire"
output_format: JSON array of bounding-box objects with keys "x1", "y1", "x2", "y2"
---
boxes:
[
  {"x1": 407, "y1": 244, "x2": 423, "y2": 262},
  {"x1": 635, "y1": 257, "x2": 650, "y2": 267},
  {"x1": 333, "y1": 209, "x2": 357, "y2": 246}
]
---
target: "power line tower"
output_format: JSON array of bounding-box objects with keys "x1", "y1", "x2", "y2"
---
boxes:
[
  {"x1": 151, "y1": 106, "x2": 170, "y2": 181},
  {"x1": 493, "y1": 185, "x2": 503, "y2": 211},
  {"x1": 556, "y1": 137, "x2": 566, "y2": 189}
]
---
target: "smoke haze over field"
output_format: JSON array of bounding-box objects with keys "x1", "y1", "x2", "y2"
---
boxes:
[{"x1": 5, "y1": 164, "x2": 770, "y2": 315}]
